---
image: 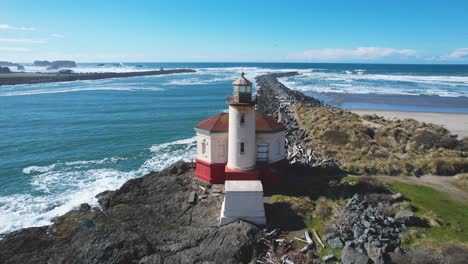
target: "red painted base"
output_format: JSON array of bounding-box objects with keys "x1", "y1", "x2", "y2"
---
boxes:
[
  {"x1": 225, "y1": 166, "x2": 259, "y2": 181},
  {"x1": 194, "y1": 158, "x2": 288, "y2": 185},
  {"x1": 195, "y1": 158, "x2": 226, "y2": 184}
]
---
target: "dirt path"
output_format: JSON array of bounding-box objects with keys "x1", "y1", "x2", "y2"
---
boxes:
[{"x1": 379, "y1": 175, "x2": 468, "y2": 202}]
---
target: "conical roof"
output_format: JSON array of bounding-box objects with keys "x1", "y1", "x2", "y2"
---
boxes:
[{"x1": 232, "y1": 72, "x2": 252, "y2": 86}]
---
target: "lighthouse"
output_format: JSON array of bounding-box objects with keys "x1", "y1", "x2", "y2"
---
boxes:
[
  {"x1": 194, "y1": 72, "x2": 288, "y2": 184},
  {"x1": 225, "y1": 72, "x2": 258, "y2": 178},
  {"x1": 194, "y1": 72, "x2": 288, "y2": 226}
]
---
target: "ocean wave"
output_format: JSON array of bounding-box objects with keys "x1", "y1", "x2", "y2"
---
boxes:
[
  {"x1": 22, "y1": 165, "x2": 56, "y2": 174},
  {"x1": 279, "y1": 71, "x2": 468, "y2": 97},
  {"x1": 0, "y1": 86, "x2": 166, "y2": 97},
  {"x1": 1, "y1": 137, "x2": 196, "y2": 235}
]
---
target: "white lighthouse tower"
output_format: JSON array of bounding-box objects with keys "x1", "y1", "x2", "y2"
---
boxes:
[{"x1": 226, "y1": 72, "x2": 257, "y2": 173}]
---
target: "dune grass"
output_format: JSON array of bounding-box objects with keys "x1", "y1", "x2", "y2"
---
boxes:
[{"x1": 385, "y1": 181, "x2": 468, "y2": 248}]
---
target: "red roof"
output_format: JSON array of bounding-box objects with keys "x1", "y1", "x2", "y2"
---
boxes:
[
  {"x1": 196, "y1": 112, "x2": 285, "y2": 133},
  {"x1": 232, "y1": 72, "x2": 253, "y2": 86}
]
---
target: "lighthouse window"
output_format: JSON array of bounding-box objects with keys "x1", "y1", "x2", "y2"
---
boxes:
[
  {"x1": 201, "y1": 139, "x2": 206, "y2": 155},
  {"x1": 240, "y1": 142, "x2": 245, "y2": 154},
  {"x1": 240, "y1": 113, "x2": 245, "y2": 126}
]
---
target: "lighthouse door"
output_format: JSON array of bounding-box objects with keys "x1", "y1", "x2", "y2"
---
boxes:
[{"x1": 257, "y1": 143, "x2": 268, "y2": 162}]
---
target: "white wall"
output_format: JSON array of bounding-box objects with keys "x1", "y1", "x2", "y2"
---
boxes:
[
  {"x1": 255, "y1": 130, "x2": 286, "y2": 163},
  {"x1": 196, "y1": 131, "x2": 228, "y2": 164}
]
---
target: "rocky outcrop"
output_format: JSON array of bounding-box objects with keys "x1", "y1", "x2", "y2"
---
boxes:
[
  {"x1": 46, "y1": 61, "x2": 77, "y2": 70},
  {"x1": 0, "y1": 67, "x2": 12, "y2": 73},
  {"x1": 33, "y1": 60, "x2": 52, "y2": 66},
  {"x1": 328, "y1": 193, "x2": 428, "y2": 263},
  {"x1": 0, "y1": 161, "x2": 262, "y2": 264},
  {"x1": 16, "y1": 65, "x2": 25, "y2": 71}
]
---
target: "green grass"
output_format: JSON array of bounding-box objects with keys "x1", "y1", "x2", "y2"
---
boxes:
[
  {"x1": 340, "y1": 175, "x2": 359, "y2": 184},
  {"x1": 385, "y1": 181, "x2": 468, "y2": 248}
]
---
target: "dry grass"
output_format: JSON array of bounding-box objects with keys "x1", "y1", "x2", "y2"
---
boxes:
[{"x1": 297, "y1": 105, "x2": 468, "y2": 176}]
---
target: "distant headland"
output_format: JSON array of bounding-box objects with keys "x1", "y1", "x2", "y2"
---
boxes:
[{"x1": 0, "y1": 60, "x2": 196, "y2": 86}]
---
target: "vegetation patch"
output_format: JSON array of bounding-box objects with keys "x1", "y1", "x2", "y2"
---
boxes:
[
  {"x1": 452, "y1": 173, "x2": 468, "y2": 192},
  {"x1": 385, "y1": 181, "x2": 468, "y2": 248},
  {"x1": 297, "y1": 105, "x2": 468, "y2": 176}
]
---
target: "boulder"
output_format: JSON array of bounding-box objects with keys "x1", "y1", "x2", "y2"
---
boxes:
[
  {"x1": 342, "y1": 245, "x2": 370, "y2": 264},
  {"x1": 16, "y1": 65, "x2": 25, "y2": 71},
  {"x1": 395, "y1": 210, "x2": 427, "y2": 227},
  {"x1": 95, "y1": 190, "x2": 115, "y2": 210},
  {"x1": 364, "y1": 242, "x2": 384, "y2": 264},
  {"x1": 327, "y1": 237, "x2": 344, "y2": 249}
]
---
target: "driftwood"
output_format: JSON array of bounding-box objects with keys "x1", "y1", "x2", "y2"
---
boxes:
[
  {"x1": 293, "y1": 237, "x2": 309, "y2": 244},
  {"x1": 313, "y1": 229, "x2": 325, "y2": 248},
  {"x1": 300, "y1": 231, "x2": 315, "y2": 254}
]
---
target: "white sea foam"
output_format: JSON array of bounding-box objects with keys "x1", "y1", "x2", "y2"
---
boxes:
[
  {"x1": 0, "y1": 137, "x2": 196, "y2": 235},
  {"x1": 22, "y1": 165, "x2": 56, "y2": 174},
  {"x1": 278, "y1": 70, "x2": 468, "y2": 97}
]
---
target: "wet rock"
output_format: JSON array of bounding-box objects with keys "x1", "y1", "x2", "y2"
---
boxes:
[{"x1": 95, "y1": 190, "x2": 115, "y2": 210}]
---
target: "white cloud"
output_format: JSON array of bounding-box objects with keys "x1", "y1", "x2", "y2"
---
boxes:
[
  {"x1": 447, "y1": 48, "x2": 468, "y2": 60},
  {"x1": 425, "y1": 48, "x2": 468, "y2": 61},
  {"x1": 0, "y1": 24, "x2": 35, "y2": 31},
  {"x1": 288, "y1": 47, "x2": 417, "y2": 61},
  {"x1": 51, "y1": 33, "x2": 64, "y2": 38},
  {"x1": 0, "y1": 38, "x2": 46, "y2": 44},
  {"x1": 0, "y1": 47, "x2": 31, "y2": 52}
]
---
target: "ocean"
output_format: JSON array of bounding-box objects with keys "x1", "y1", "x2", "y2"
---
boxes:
[{"x1": 1, "y1": 62, "x2": 468, "y2": 235}]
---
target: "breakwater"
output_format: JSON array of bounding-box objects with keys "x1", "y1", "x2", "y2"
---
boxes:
[
  {"x1": 256, "y1": 72, "x2": 339, "y2": 169},
  {"x1": 0, "y1": 69, "x2": 196, "y2": 86}
]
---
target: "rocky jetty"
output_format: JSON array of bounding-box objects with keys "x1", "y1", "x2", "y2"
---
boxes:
[
  {"x1": 256, "y1": 73, "x2": 339, "y2": 169},
  {"x1": 0, "y1": 69, "x2": 196, "y2": 86},
  {"x1": 0, "y1": 161, "x2": 262, "y2": 264}
]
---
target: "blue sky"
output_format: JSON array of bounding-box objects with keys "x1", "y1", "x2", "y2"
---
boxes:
[{"x1": 0, "y1": 0, "x2": 467, "y2": 63}]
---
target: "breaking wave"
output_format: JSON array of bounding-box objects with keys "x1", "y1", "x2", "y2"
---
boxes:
[{"x1": 0, "y1": 137, "x2": 196, "y2": 235}]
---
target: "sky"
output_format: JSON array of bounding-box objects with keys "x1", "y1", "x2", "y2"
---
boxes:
[{"x1": 0, "y1": 0, "x2": 467, "y2": 63}]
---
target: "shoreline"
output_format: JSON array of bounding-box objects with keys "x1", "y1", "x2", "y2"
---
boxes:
[
  {"x1": 351, "y1": 109, "x2": 468, "y2": 138},
  {"x1": 0, "y1": 69, "x2": 196, "y2": 86}
]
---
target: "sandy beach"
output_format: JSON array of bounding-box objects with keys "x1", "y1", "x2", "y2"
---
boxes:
[{"x1": 352, "y1": 109, "x2": 468, "y2": 138}]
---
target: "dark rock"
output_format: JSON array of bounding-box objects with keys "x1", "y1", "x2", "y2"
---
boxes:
[
  {"x1": 46, "y1": 61, "x2": 77, "y2": 70},
  {"x1": 395, "y1": 210, "x2": 427, "y2": 227},
  {"x1": 327, "y1": 237, "x2": 344, "y2": 249},
  {"x1": 79, "y1": 218, "x2": 95, "y2": 228},
  {"x1": 79, "y1": 203, "x2": 91, "y2": 212},
  {"x1": 33, "y1": 60, "x2": 51, "y2": 67},
  {"x1": 95, "y1": 190, "x2": 115, "y2": 210},
  {"x1": 342, "y1": 244, "x2": 370, "y2": 264},
  {"x1": 0, "y1": 161, "x2": 261, "y2": 264},
  {"x1": 0, "y1": 67, "x2": 11, "y2": 73},
  {"x1": 16, "y1": 65, "x2": 25, "y2": 71},
  {"x1": 58, "y1": 69, "x2": 74, "y2": 74}
]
